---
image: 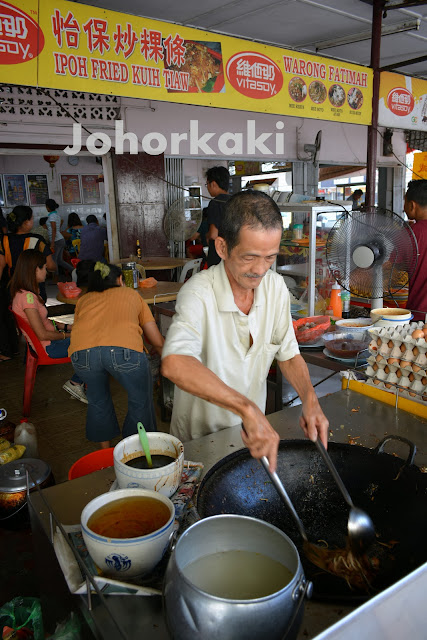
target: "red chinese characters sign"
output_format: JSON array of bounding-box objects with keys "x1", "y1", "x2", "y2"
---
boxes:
[{"x1": 0, "y1": 0, "x2": 373, "y2": 125}]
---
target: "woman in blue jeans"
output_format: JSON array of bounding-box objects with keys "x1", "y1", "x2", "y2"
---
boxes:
[
  {"x1": 10, "y1": 250, "x2": 87, "y2": 403},
  {"x1": 69, "y1": 262, "x2": 164, "y2": 448}
]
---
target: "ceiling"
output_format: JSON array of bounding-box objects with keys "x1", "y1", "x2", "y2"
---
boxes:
[{"x1": 79, "y1": 0, "x2": 427, "y2": 79}]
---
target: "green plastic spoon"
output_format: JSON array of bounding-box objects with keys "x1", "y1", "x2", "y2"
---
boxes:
[{"x1": 137, "y1": 422, "x2": 152, "y2": 468}]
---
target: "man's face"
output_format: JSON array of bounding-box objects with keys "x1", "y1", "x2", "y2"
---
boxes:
[
  {"x1": 216, "y1": 225, "x2": 282, "y2": 291},
  {"x1": 404, "y1": 195, "x2": 415, "y2": 220}
]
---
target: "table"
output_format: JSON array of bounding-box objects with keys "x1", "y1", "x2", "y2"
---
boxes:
[
  {"x1": 28, "y1": 390, "x2": 427, "y2": 640},
  {"x1": 56, "y1": 282, "x2": 184, "y2": 306},
  {"x1": 118, "y1": 257, "x2": 189, "y2": 271}
]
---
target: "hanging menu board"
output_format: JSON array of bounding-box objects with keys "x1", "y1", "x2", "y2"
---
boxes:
[
  {"x1": 4, "y1": 174, "x2": 27, "y2": 207},
  {"x1": 27, "y1": 174, "x2": 49, "y2": 205},
  {"x1": 61, "y1": 174, "x2": 81, "y2": 204},
  {"x1": 81, "y1": 175, "x2": 101, "y2": 204}
]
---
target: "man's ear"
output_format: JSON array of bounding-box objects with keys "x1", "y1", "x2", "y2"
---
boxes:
[{"x1": 215, "y1": 236, "x2": 228, "y2": 260}]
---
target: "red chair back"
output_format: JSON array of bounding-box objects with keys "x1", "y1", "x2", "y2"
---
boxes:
[{"x1": 12, "y1": 310, "x2": 70, "y2": 365}]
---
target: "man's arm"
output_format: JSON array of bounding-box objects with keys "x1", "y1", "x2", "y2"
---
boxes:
[
  {"x1": 161, "y1": 354, "x2": 280, "y2": 471},
  {"x1": 278, "y1": 354, "x2": 329, "y2": 447}
]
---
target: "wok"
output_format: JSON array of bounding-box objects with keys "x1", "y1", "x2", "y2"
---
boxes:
[{"x1": 197, "y1": 436, "x2": 427, "y2": 602}]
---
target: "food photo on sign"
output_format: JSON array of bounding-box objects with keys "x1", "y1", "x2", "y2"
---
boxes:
[{"x1": 164, "y1": 41, "x2": 225, "y2": 93}]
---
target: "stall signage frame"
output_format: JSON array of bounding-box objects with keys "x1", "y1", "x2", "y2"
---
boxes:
[
  {"x1": 60, "y1": 174, "x2": 81, "y2": 204},
  {"x1": 4, "y1": 174, "x2": 28, "y2": 207},
  {"x1": 379, "y1": 71, "x2": 427, "y2": 132},
  {"x1": 0, "y1": 0, "x2": 373, "y2": 126},
  {"x1": 27, "y1": 174, "x2": 50, "y2": 205},
  {"x1": 81, "y1": 174, "x2": 101, "y2": 204}
]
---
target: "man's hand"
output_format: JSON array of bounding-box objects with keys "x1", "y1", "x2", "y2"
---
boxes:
[
  {"x1": 299, "y1": 393, "x2": 329, "y2": 448},
  {"x1": 240, "y1": 403, "x2": 280, "y2": 472}
]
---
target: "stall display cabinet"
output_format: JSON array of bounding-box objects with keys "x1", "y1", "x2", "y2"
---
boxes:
[{"x1": 277, "y1": 203, "x2": 352, "y2": 316}]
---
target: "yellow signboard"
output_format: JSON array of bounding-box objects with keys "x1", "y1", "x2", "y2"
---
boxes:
[
  {"x1": 413, "y1": 152, "x2": 427, "y2": 180},
  {"x1": 0, "y1": 0, "x2": 373, "y2": 125}
]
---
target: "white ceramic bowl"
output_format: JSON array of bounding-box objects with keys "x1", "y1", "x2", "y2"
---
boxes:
[
  {"x1": 114, "y1": 433, "x2": 184, "y2": 498},
  {"x1": 370, "y1": 308, "x2": 413, "y2": 328},
  {"x1": 335, "y1": 318, "x2": 375, "y2": 332},
  {"x1": 81, "y1": 488, "x2": 175, "y2": 578}
]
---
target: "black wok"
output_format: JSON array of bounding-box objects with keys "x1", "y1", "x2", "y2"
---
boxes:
[{"x1": 197, "y1": 436, "x2": 427, "y2": 602}]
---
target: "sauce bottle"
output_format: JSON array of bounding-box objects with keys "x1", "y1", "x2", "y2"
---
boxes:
[
  {"x1": 330, "y1": 283, "x2": 342, "y2": 319},
  {"x1": 136, "y1": 239, "x2": 142, "y2": 259}
]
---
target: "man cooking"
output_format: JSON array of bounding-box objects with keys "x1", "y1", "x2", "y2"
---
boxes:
[{"x1": 161, "y1": 190, "x2": 329, "y2": 472}]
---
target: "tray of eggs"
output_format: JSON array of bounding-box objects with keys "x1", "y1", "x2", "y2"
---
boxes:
[{"x1": 365, "y1": 322, "x2": 427, "y2": 403}]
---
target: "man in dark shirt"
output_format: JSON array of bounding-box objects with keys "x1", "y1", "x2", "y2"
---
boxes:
[
  {"x1": 405, "y1": 180, "x2": 427, "y2": 321},
  {"x1": 205, "y1": 166, "x2": 231, "y2": 267},
  {"x1": 79, "y1": 215, "x2": 107, "y2": 261}
]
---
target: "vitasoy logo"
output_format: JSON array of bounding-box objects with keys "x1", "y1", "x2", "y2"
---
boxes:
[
  {"x1": 226, "y1": 51, "x2": 283, "y2": 99},
  {"x1": 0, "y1": 1, "x2": 44, "y2": 64}
]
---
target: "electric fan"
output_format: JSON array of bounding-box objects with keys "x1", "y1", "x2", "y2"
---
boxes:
[
  {"x1": 326, "y1": 206, "x2": 419, "y2": 309},
  {"x1": 163, "y1": 197, "x2": 203, "y2": 257}
]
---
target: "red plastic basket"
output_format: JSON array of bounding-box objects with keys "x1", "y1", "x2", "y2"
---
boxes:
[{"x1": 293, "y1": 315, "x2": 331, "y2": 345}]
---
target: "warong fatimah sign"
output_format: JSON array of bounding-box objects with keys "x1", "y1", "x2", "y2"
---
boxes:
[{"x1": 0, "y1": 0, "x2": 373, "y2": 125}]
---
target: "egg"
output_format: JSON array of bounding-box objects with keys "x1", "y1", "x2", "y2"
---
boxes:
[
  {"x1": 422, "y1": 377, "x2": 427, "y2": 386},
  {"x1": 400, "y1": 360, "x2": 411, "y2": 368},
  {"x1": 385, "y1": 383, "x2": 392, "y2": 389},
  {"x1": 384, "y1": 366, "x2": 390, "y2": 374},
  {"x1": 377, "y1": 338, "x2": 382, "y2": 347},
  {"x1": 400, "y1": 344, "x2": 406, "y2": 352},
  {"x1": 409, "y1": 391, "x2": 417, "y2": 397},
  {"x1": 413, "y1": 347, "x2": 419, "y2": 356},
  {"x1": 423, "y1": 328, "x2": 427, "y2": 338},
  {"x1": 409, "y1": 373, "x2": 415, "y2": 382},
  {"x1": 412, "y1": 329, "x2": 424, "y2": 340},
  {"x1": 412, "y1": 364, "x2": 421, "y2": 373},
  {"x1": 423, "y1": 395, "x2": 427, "y2": 402},
  {"x1": 387, "y1": 358, "x2": 399, "y2": 365},
  {"x1": 388, "y1": 340, "x2": 394, "y2": 348},
  {"x1": 373, "y1": 363, "x2": 379, "y2": 371},
  {"x1": 373, "y1": 379, "x2": 381, "y2": 385},
  {"x1": 396, "y1": 369, "x2": 402, "y2": 378},
  {"x1": 376, "y1": 354, "x2": 383, "y2": 362}
]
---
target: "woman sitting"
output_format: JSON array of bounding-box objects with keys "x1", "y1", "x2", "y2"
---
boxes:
[
  {"x1": 69, "y1": 261, "x2": 164, "y2": 449},
  {"x1": 10, "y1": 250, "x2": 86, "y2": 402}
]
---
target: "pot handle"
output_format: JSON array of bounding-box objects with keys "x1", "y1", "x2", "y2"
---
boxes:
[
  {"x1": 373, "y1": 435, "x2": 416, "y2": 466},
  {"x1": 281, "y1": 578, "x2": 313, "y2": 640}
]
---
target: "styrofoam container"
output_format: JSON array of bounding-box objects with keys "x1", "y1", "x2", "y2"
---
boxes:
[
  {"x1": 81, "y1": 488, "x2": 175, "y2": 578},
  {"x1": 336, "y1": 318, "x2": 375, "y2": 332},
  {"x1": 114, "y1": 433, "x2": 184, "y2": 498}
]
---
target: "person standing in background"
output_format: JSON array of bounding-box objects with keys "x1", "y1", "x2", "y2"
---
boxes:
[
  {"x1": 62, "y1": 212, "x2": 83, "y2": 256},
  {"x1": 346, "y1": 189, "x2": 364, "y2": 211},
  {"x1": 404, "y1": 180, "x2": 427, "y2": 321},
  {"x1": 0, "y1": 207, "x2": 6, "y2": 236},
  {"x1": 205, "y1": 166, "x2": 231, "y2": 267},
  {"x1": 45, "y1": 199, "x2": 73, "y2": 278},
  {"x1": 78, "y1": 215, "x2": 107, "y2": 261}
]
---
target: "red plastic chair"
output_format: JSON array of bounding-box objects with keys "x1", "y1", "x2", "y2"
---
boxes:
[
  {"x1": 70, "y1": 258, "x2": 80, "y2": 269},
  {"x1": 11, "y1": 310, "x2": 71, "y2": 418}
]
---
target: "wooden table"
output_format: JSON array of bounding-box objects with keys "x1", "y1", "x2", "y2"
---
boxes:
[
  {"x1": 56, "y1": 282, "x2": 184, "y2": 306},
  {"x1": 118, "y1": 257, "x2": 189, "y2": 271}
]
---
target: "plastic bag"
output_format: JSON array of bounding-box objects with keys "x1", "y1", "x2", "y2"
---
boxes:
[
  {"x1": 0, "y1": 597, "x2": 44, "y2": 640},
  {"x1": 49, "y1": 613, "x2": 81, "y2": 640},
  {"x1": 298, "y1": 287, "x2": 326, "y2": 316}
]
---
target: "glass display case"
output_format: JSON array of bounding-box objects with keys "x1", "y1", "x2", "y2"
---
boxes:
[{"x1": 277, "y1": 203, "x2": 352, "y2": 316}]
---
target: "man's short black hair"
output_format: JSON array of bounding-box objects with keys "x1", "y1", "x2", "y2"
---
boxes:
[
  {"x1": 86, "y1": 214, "x2": 98, "y2": 224},
  {"x1": 406, "y1": 180, "x2": 427, "y2": 208},
  {"x1": 206, "y1": 166, "x2": 230, "y2": 192},
  {"x1": 218, "y1": 190, "x2": 282, "y2": 253},
  {"x1": 353, "y1": 189, "x2": 363, "y2": 197}
]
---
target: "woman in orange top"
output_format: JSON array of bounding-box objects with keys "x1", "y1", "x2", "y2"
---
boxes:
[{"x1": 69, "y1": 261, "x2": 164, "y2": 448}]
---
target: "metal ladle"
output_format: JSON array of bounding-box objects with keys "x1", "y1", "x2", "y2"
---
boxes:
[{"x1": 314, "y1": 439, "x2": 376, "y2": 553}]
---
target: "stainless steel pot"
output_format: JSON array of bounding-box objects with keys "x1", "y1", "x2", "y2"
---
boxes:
[
  {"x1": 163, "y1": 514, "x2": 311, "y2": 640},
  {"x1": 0, "y1": 458, "x2": 54, "y2": 527}
]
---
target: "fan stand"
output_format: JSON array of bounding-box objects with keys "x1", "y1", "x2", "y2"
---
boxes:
[{"x1": 352, "y1": 244, "x2": 384, "y2": 310}]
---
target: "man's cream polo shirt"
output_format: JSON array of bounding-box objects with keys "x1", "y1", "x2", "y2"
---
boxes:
[{"x1": 162, "y1": 261, "x2": 300, "y2": 442}]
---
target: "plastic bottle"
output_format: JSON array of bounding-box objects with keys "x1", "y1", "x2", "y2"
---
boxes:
[
  {"x1": 14, "y1": 419, "x2": 38, "y2": 459},
  {"x1": 330, "y1": 283, "x2": 342, "y2": 319},
  {"x1": 325, "y1": 305, "x2": 334, "y2": 317},
  {"x1": 341, "y1": 289, "x2": 351, "y2": 319}
]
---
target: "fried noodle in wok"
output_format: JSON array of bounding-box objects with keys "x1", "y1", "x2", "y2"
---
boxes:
[{"x1": 168, "y1": 42, "x2": 221, "y2": 92}]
